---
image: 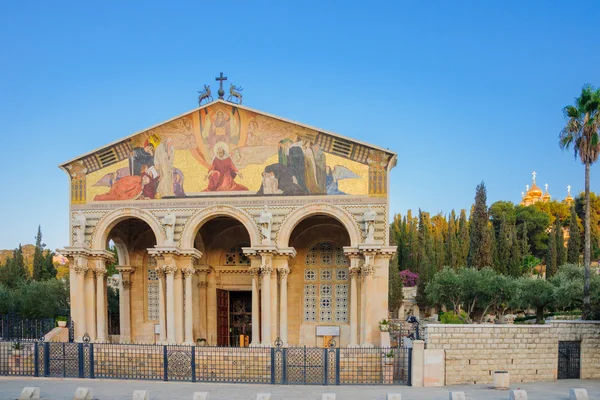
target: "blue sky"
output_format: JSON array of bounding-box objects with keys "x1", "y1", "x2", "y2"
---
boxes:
[{"x1": 0, "y1": 1, "x2": 599, "y2": 250}]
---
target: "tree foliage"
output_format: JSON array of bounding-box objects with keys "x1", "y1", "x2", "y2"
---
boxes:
[{"x1": 468, "y1": 182, "x2": 493, "y2": 269}]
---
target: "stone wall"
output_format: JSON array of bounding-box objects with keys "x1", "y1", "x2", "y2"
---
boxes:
[{"x1": 424, "y1": 321, "x2": 600, "y2": 386}]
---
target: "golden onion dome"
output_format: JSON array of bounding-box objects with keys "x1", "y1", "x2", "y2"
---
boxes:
[
  {"x1": 564, "y1": 185, "x2": 574, "y2": 205},
  {"x1": 528, "y1": 183, "x2": 543, "y2": 198},
  {"x1": 542, "y1": 184, "x2": 551, "y2": 202}
]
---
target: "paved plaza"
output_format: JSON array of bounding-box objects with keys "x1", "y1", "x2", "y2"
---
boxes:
[{"x1": 0, "y1": 377, "x2": 599, "y2": 400}]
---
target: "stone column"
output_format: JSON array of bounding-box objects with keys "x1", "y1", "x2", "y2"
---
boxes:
[
  {"x1": 94, "y1": 261, "x2": 108, "y2": 343},
  {"x1": 198, "y1": 281, "x2": 208, "y2": 341},
  {"x1": 249, "y1": 266, "x2": 260, "y2": 346},
  {"x1": 73, "y1": 258, "x2": 88, "y2": 342},
  {"x1": 278, "y1": 267, "x2": 290, "y2": 346},
  {"x1": 156, "y1": 265, "x2": 167, "y2": 343},
  {"x1": 174, "y1": 268, "x2": 184, "y2": 343},
  {"x1": 164, "y1": 265, "x2": 177, "y2": 344},
  {"x1": 360, "y1": 253, "x2": 375, "y2": 347},
  {"x1": 117, "y1": 266, "x2": 134, "y2": 344},
  {"x1": 182, "y1": 267, "x2": 195, "y2": 345},
  {"x1": 348, "y1": 256, "x2": 361, "y2": 347},
  {"x1": 84, "y1": 268, "x2": 96, "y2": 341},
  {"x1": 260, "y1": 253, "x2": 273, "y2": 346},
  {"x1": 270, "y1": 269, "x2": 278, "y2": 341}
]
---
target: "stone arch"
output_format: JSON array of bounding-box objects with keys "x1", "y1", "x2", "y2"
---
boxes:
[
  {"x1": 91, "y1": 207, "x2": 164, "y2": 250},
  {"x1": 179, "y1": 205, "x2": 261, "y2": 248},
  {"x1": 111, "y1": 237, "x2": 130, "y2": 266},
  {"x1": 277, "y1": 203, "x2": 362, "y2": 248}
]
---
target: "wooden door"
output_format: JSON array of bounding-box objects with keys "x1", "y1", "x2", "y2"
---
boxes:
[{"x1": 216, "y1": 289, "x2": 229, "y2": 346}]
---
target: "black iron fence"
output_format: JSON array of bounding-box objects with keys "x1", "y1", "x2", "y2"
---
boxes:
[
  {"x1": 0, "y1": 315, "x2": 55, "y2": 341},
  {"x1": 0, "y1": 341, "x2": 411, "y2": 385}
]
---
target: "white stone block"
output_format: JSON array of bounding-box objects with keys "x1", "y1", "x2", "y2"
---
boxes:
[
  {"x1": 448, "y1": 392, "x2": 465, "y2": 400},
  {"x1": 386, "y1": 394, "x2": 402, "y2": 400},
  {"x1": 570, "y1": 388, "x2": 589, "y2": 400},
  {"x1": 73, "y1": 387, "x2": 93, "y2": 400},
  {"x1": 256, "y1": 394, "x2": 271, "y2": 400},
  {"x1": 19, "y1": 387, "x2": 40, "y2": 399},
  {"x1": 509, "y1": 390, "x2": 528, "y2": 400},
  {"x1": 132, "y1": 390, "x2": 150, "y2": 400},
  {"x1": 322, "y1": 394, "x2": 336, "y2": 400},
  {"x1": 193, "y1": 393, "x2": 209, "y2": 400}
]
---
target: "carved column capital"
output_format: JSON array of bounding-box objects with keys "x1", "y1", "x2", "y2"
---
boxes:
[
  {"x1": 164, "y1": 265, "x2": 178, "y2": 275},
  {"x1": 122, "y1": 280, "x2": 132, "y2": 289},
  {"x1": 182, "y1": 267, "x2": 196, "y2": 278},
  {"x1": 74, "y1": 264, "x2": 88, "y2": 276},
  {"x1": 278, "y1": 267, "x2": 290, "y2": 279},
  {"x1": 154, "y1": 265, "x2": 165, "y2": 277},
  {"x1": 94, "y1": 265, "x2": 107, "y2": 277},
  {"x1": 248, "y1": 266, "x2": 261, "y2": 277},
  {"x1": 261, "y1": 266, "x2": 273, "y2": 276},
  {"x1": 197, "y1": 281, "x2": 208, "y2": 289},
  {"x1": 349, "y1": 267, "x2": 361, "y2": 278}
]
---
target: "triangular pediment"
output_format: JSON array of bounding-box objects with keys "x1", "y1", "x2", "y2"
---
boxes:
[{"x1": 61, "y1": 100, "x2": 396, "y2": 204}]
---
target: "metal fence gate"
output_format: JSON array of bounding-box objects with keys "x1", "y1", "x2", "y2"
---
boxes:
[{"x1": 558, "y1": 341, "x2": 580, "y2": 379}]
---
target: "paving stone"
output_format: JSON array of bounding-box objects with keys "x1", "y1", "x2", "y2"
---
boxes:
[
  {"x1": 569, "y1": 388, "x2": 589, "y2": 400},
  {"x1": 73, "y1": 387, "x2": 93, "y2": 400},
  {"x1": 449, "y1": 392, "x2": 466, "y2": 400},
  {"x1": 18, "y1": 387, "x2": 40, "y2": 400},
  {"x1": 322, "y1": 394, "x2": 336, "y2": 400},
  {"x1": 192, "y1": 393, "x2": 209, "y2": 400},
  {"x1": 256, "y1": 394, "x2": 271, "y2": 400},
  {"x1": 386, "y1": 394, "x2": 401, "y2": 400}
]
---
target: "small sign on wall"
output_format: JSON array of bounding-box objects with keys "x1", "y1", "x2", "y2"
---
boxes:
[
  {"x1": 316, "y1": 326, "x2": 340, "y2": 336},
  {"x1": 154, "y1": 324, "x2": 160, "y2": 334}
]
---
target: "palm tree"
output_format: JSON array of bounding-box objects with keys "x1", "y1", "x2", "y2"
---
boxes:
[{"x1": 559, "y1": 84, "x2": 600, "y2": 319}]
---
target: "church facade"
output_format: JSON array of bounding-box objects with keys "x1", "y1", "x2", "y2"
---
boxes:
[{"x1": 60, "y1": 99, "x2": 397, "y2": 348}]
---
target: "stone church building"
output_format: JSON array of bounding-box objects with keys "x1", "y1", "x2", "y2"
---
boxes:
[{"x1": 60, "y1": 98, "x2": 397, "y2": 348}]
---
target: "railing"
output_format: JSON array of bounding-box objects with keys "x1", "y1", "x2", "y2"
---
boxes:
[
  {"x1": 0, "y1": 340, "x2": 411, "y2": 385},
  {"x1": 0, "y1": 315, "x2": 55, "y2": 341}
]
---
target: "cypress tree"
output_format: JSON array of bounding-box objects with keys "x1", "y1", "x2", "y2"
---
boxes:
[
  {"x1": 555, "y1": 215, "x2": 566, "y2": 267},
  {"x1": 495, "y1": 215, "x2": 510, "y2": 274},
  {"x1": 567, "y1": 206, "x2": 581, "y2": 264},
  {"x1": 0, "y1": 245, "x2": 28, "y2": 288},
  {"x1": 546, "y1": 226, "x2": 557, "y2": 278},
  {"x1": 32, "y1": 226, "x2": 44, "y2": 281},
  {"x1": 508, "y1": 223, "x2": 522, "y2": 277},
  {"x1": 457, "y1": 209, "x2": 470, "y2": 266},
  {"x1": 520, "y1": 222, "x2": 530, "y2": 257},
  {"x1": 468, "y1": 182, "x2": 493, "y2": 269},
  {"x1": 415, "y1": 210, "x2": 433, "y2": 308},
  {"x1": 445, "y1": 210, "x2": 459, "y2": 269}
]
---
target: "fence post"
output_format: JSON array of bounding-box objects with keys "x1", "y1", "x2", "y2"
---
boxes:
[
  {"x1": 407, "y1": 348, "x2": 412, "y2": 386},
  {"x1": 43, "y1": 342, "x2": 49, "y2": 377},
  {"x1": 270, "y1": 347, "x2": 275, "y2": 385},
  {"x1": 163, "y1": 345, "x2": 168, "y2": 381},
  {"x1": 190, "y1": 346, "x2": 196, "y2": 382},
  {"x1": 34, "y1": 342, "x2": 39, "y2": 377},
  {"x1": 282, "y1": 348, "x2": 287, "y2": 385},
  {"x1": 323, "y1": 348, "x2": 328, "y2": 386},
  {"x1": 335, "y1": 348, "x2": 340, "y2": 385},
  {"x1": 78, "y1": 343, "x2": 84, "y2": 378},
  {"x1": 89, "y1": 344, "x2": 95, "y2": 379}
]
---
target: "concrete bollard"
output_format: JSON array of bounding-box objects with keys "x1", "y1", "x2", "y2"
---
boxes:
[
  {"x1": 449, "y1": 392, "x2": 466, "y2": 400},
  {"x1": 132, "y1": 390, "x2": 150, "y2": 400},
  {"x1": 509, "y1": 390, "x2": 528, "y2": 400},
  {"x1": 256, "y1": 394, "x2": 271, "y2": 400},
  {"x1": 570, "y1": 388, "x2": 589, "y2": 400},
  {"x1": 322, "y1": 394, "x2": 336, "y2": 400},
  {"x1": 73, "y1": 387, "x2": 93, "y2": 400},
  {"x1": 192, "y1": 393, "x2": 209, "y2": 400},
  {"x1": 386, "y1": 394, "x2": 401, "y2": 400},
  {"x1": 19, "y1": 387, "x2": 40, "y2": 400}
]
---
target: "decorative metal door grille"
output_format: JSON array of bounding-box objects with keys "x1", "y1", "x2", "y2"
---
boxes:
[
  {"x1": 47, "y1": 343, "x2": 79, "y2": 378},
  {"x1": 558, "y1": 341, "x2": 580, "y2": 379}
]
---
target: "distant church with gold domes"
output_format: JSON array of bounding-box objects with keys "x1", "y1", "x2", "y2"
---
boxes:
[{"x1": 519, "y1": 171, "x2": 574, "y2": 206}]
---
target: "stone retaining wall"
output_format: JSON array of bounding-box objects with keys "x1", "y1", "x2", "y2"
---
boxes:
[{"x1": 424, "y1": 321, "x2": 600, "y2": 385}]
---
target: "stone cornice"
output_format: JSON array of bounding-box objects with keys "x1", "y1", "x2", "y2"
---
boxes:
[
  {"x1": 178, "y1": 248, "x2": 204, "y2": 260},
  {"x1": 116, "y1": 266, "x2": 136, "y2": 274},
  {"x1": 61, "y1": 246, "x2": 91, "y2": 258},
  {"x1": 147, "y1": 246, "x2": 181, "y2": 257}
]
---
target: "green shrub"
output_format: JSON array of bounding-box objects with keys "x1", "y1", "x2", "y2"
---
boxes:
[{"x1": 440, "y1": 310, "x2": 468, "y2": 324}]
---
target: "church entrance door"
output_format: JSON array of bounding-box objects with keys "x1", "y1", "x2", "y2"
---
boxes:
[
  {"x1": 229, "y1": 290, "x2": 252, "y2": 347},
  {"x1": 216, "y1": 289, "x2": 229, "y2": 346}
]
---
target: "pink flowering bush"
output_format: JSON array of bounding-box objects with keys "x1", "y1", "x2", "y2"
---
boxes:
[{"x1": 400, "y1": 270, "x2": 419, "y2": 287}]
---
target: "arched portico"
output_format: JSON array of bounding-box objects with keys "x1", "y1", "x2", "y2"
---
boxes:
[
  {"x1": 277, "y1": 203, "x2": 362, "y2": 248},
  {"x1": 91, "y1": 207, "x2": 165, "y2": 249},
  {"x1": 179, "y1": 205, "x2": 261, "y2": 249}
]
